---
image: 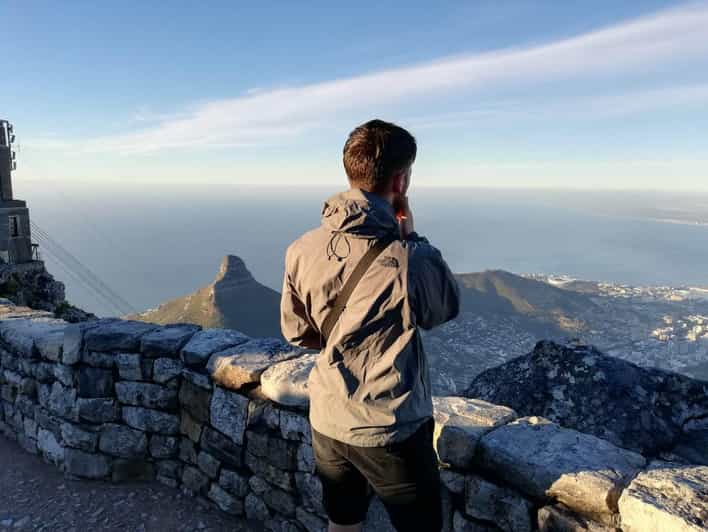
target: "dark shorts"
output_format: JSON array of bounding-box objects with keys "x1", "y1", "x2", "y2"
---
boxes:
[{"x1": 311, "y1": 419, "x2": 442, "y2": 532}]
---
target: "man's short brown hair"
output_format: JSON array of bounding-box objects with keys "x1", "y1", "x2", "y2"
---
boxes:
[{"x1": 343, "y1": 119, "x2": 417, "y2": 192}]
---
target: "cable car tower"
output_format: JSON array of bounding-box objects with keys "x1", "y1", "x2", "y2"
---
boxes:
[{"x1": 0, "y1": 120, "x2": 38, "y2": 263}]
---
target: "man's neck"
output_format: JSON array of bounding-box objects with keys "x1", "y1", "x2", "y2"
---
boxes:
[{"x1": 351, "y1": 187, "x2": 394, "y2": 206}]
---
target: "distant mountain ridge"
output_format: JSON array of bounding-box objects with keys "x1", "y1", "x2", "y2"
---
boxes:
[
  {"x1": 135, "y1": 265, "x2": 589, "y2": 343},
  {"x1": 131, "y1": 261, "x2": 707, "y2": 392},
  {"x1": 457, "y1": 269, "x2": 597, "y2": 316},
  {"x1": 132, "y1": 262, "x2": 602, "y2": 394},
  {"x1": 455, "y1": 269, "x2": 598, "y2": 335},
  {"x1": 131, "y1": 255, "x2": 282, "y2": 339}
]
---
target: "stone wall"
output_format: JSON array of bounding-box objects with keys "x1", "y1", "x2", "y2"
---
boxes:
[{"x1": 0, "y1": 301, "x2": 705, "y2": 532}]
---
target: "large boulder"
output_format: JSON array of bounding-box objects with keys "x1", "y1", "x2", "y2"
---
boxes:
[
  {"x1": 475, "y1": 416, "x2": 645, "y2": 521},
  {"x1": 207, "y1": 338, "x2": 301, "y2": 390},
  {"x1": 0, "y1": 316, "x2": 66, "y2": 358},
  {"x1": 84, "y1": 319, "x2": 157, "y2": 352},
  {"x1": 432, "y1": 396, "x2": 516, "y2": 469},
  {"x1": 180, "y1": 328, "x2": 250, "y2": 367},
  {"x1": 464, "y1": 341, "x2": 708, "y2": 456},
  {"x1": 140, "y1": 323, "x2": 201, "y2": 357},
  {"x1": 260, "y1": 353, "x2": 316, "y2": 408},
  {"x1": 618, "y1": 461, "x2": 708, "y2": 532}
]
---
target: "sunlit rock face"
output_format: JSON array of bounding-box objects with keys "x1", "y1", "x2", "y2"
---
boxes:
[
  {"x1": 618, "y1": 461, "x2": 708, "y2": 532},
  {"x1": 213, "y1": 255, "x2": 254, "y2": 285},
  {"x1": 463, "y1": 340, "x2": 708, "y2": 457}
]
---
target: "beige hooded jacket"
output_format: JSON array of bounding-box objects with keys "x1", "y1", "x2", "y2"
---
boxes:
[{"x1": 281, "y1": 189, "x2": 460, "y2": 446}]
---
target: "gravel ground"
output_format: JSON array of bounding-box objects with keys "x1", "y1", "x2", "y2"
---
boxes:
[{"x1": 0, "y1": 435, "x2": 260, "y2": 531}]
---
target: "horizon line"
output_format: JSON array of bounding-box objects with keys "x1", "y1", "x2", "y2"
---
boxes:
[{"x1": 16, "y1": 179, "x2": 708, "y2": 194}]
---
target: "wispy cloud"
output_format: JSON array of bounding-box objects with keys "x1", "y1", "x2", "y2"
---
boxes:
[
  {"x1": 130, "y1": 106, "x2": 190, "y2": 124},
  {"x1": 407, "y1": 83, "x2": 708, "y2": 130},
  {"x1": 574, "y1": 83, "x2": 708, "y2": 117},
  {"x1": 33, "y1": 2, "x2": 708, "y2": 153}
]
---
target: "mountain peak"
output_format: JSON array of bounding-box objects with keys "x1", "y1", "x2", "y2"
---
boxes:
[
  {"x1": 214, "y1": 255, "x2": 254, "y2": 284},
  {"x1": 132, "y1": 254, "x2": 282, "y2": 338}
]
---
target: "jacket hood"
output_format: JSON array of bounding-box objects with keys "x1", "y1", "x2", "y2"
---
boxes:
[{"x1": 321, "y1": 188, "x2": 399, "y2": 239}]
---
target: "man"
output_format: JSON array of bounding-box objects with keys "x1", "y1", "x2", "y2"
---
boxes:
[{"x1": 281, "y1": 119, "x2": 460, "y2": 532}]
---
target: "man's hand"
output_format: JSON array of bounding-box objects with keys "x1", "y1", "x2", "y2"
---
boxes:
[{"x1": 394, "y1": 196, "x2": 415, "y2": 239}]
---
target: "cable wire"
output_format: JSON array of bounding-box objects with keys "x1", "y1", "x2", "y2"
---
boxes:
[{"x1": 30, "y1": 221, "x2": 137, "y2": 316}]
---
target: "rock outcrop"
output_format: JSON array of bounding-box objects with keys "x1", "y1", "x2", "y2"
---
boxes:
[
  {"x1": 432, "y1": 396, "x2": 516, "y2": 469},
  {"x1": 260, "y1": 352, "x2": 317, "y2": 408},
  {"x1": 131, "y1": 255, "x2": 282, "y2": 339},
  {"x1": 0, "y1": 262, "x2": 94, "y2": 322},
  {"x1": 477, "y1": 416, "x2": 645, "y2": 522},
  {"x1": 207, "y1": 338, "x2": 301, "y2": 391},
  {"x1": 618, "y1": 461, "x2": 708, "y2": 532},
  {"x1": 463, "y1": 340, "x2": 708, "y2": 458},
  {"x1": 0, "y1": 262, "x2": 64, "y2": 312}
]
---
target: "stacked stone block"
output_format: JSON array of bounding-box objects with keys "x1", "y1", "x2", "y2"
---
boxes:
[{"x1": 0, "y1": 301, "x2": 706, "y2": 532}]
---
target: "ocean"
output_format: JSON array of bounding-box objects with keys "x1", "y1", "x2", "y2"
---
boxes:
[{"x1": 15, "y1": 181, "x2": 708, "y2": 317}]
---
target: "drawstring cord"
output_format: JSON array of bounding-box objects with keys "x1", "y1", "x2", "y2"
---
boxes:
[{"x1": 327, "y1": 231, "x2": 351, "y2": 261}]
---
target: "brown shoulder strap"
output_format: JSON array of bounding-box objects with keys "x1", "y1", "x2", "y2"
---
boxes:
[{"x1": 320, "y1": 235, "x2": 396, "y2": 343}]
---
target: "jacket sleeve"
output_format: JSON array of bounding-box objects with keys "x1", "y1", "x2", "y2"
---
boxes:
[
  {"x1": 280, "y1": 249, "x2": 323, "y2": 350},
  {"x1": 407, "y1": 234, "x2": 460, "y2": 330}
]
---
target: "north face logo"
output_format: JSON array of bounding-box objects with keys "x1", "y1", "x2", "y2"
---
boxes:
[{"x1": 378, "y1": 256, "x2": 399, "y2": 268}]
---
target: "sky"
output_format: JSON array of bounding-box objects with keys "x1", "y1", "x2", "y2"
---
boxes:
[{"x1": 3, "y1": 0, "x2": 708, "y2": 190}]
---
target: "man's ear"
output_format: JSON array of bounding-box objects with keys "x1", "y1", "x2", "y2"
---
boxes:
[{"x1": 392, "y1": 171, "x2": 405, "y2": 195}]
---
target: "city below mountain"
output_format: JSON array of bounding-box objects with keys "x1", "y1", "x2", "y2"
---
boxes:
[
  {"x1": 132, "y1": 255, "x2": 708, "y2": 394},
  {"x1": 429, "y1": 270, "x2": 708, "y2": 393}
]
